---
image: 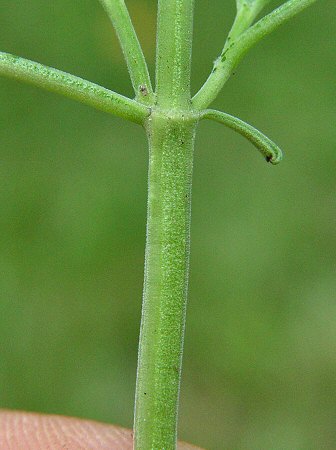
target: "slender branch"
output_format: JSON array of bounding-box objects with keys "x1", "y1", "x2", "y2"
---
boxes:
[
  {"x1": 0, "y1": 52, "x2": 149, "y2": 124},
  {"x1": 155, "y1": 0, "x2": 195, "y2": 109},
  {"x1": 193, "y1": 0, "x2": 318, "y2": 109},
  {"x1": 98, "y1": 0, "x2": 153, "y2": 102},
  {"x1": 226, "y1": 0, "x2": 272, "y2": 47},
  {"x1": 202, "y1": 109, "x2": 282, "y2": 164}
]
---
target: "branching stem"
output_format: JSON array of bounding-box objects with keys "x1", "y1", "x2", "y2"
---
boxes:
[
  {"x1": 193, "y1": 0, "x2": 318, "y2": 109},
  {"x1": 0, "y1": 2, "x2": 320, "y2": 449}
]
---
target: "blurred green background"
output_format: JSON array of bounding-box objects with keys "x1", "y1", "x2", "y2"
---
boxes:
[{"x1": 0, "y1": 1, "x2": 335, "y2": 449}]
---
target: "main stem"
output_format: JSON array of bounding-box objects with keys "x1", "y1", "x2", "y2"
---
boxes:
[
  {"x1": 134, "y1": 113, "x2": 197, "y2": 449},
  {"x1": 134, "y1": 1, "x2": 195, "y2": 448}
]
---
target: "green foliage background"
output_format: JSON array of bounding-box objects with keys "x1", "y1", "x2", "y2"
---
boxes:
[{"x1": 0, "y1": 1, "x2": 334, "y2": 448}]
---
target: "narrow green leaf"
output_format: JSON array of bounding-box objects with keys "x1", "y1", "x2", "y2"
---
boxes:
[
  {"x1": 0, "y1": 52, "x2": 149, "y2": 124},
  {"x1": 202, "y1": 109, "x2": 283, "y2": 165}
]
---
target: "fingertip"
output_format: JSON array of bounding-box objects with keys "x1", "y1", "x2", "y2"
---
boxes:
[
  {"x1": 0, "y1": 410, "x2": 132, "y2": 449},
  {"x1": 0, "y1": 411, "x2": 202, "y2": 449}
]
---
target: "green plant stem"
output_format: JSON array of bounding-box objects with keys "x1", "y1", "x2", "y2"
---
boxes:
[
  {"x1": 134, "y1": 1, "x2": 195, "y2": 448},
  {"x1": 0, "y1": 52, "x2": 149, "y2": 124},
  {"x1": 98, "y1": 0, "x2": 153, "y2": 102},
  {"x1": 155, "y1": 0, "x2": 194, "y2": 109},
  {"x1": 193, "y1": 0, "x2": 318, "y2": 109},
  {"x1": 134, "y1": 110, "x2": 197, "y2": 450}
]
